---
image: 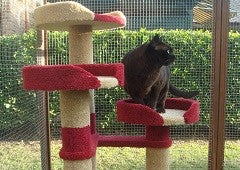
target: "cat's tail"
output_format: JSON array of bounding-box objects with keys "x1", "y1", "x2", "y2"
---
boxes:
[{"x1": 169, "y1": 83, "x2": 199, "y2": 99}]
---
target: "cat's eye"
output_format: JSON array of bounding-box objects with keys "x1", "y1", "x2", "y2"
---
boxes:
[{"x1": 167, "y1": 50, "x2": 170, "y2": 54}]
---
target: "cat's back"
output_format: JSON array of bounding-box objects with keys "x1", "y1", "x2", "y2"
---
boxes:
[{"x1": 122, "y1": 43, "x2": 148, "y2": 65}]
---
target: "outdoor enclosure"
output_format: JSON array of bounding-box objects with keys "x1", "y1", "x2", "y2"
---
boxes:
[{"x1": 0, "y1": 0, "x2": 239, "y2": 170}]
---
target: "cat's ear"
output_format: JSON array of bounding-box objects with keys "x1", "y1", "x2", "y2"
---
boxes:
[
  {"x1": 159, "y1": 36, "x2": 163, "y2": 42},
  {"x1": 152, "y1": 35, "x2": 162, "y2": 43},
  {"x1": 150, "y1": 35, "x2": 162, "y2": 48}
]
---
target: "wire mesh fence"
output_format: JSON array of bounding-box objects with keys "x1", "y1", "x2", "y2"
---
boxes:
[
  {"x1": 0, "y1": 0, "x2": 239, "y2": 169},
  {"x1": 226, "y1": 0, "x2": 240, "y2": 140},
  {"x1": 0, "y1": 28, "x2": 48, "y2": 170},
  {"x1": 224, "y1": 0, "x2": 240, "y2": 168}
]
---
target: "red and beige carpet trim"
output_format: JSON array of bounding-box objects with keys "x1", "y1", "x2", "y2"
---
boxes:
[
  {"x1": 22, "y1": 64, "x2": 124, "y2": 91},
  {"x1": 34, "y1": 1, "x2": 126, "y2": 31}
]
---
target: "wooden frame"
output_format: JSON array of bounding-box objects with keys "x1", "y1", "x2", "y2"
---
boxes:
[
  {"x1": 37, "y1": 1, "x2": 51, "y2": 169},
  {"x1": 37, "y1": 29, "x2": 51, "y2": 170},
  {"x1": 209, "y1": 0, "x2": 229, "y2": 169}
]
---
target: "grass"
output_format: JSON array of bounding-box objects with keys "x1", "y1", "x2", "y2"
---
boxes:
[{"x1": 0, "y1": 140, "x2": 239, "y2": 170}]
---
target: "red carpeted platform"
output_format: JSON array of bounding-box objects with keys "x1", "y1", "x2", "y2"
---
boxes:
[
  {"x1": 117, "y1": 98, "x2": 200, "y2": 126},
  {"x1": 22, "y1": 63, "x2": 124, "y2": 91},
  {"x1": 96, "y1": 98, "x2": 199, "y2": 149},
  {"x1": 94, "y1": 13, "x2": 126, "y2": 26},
  {"x1": 59, "y1": 98, "x2": 200, "y2": 155}
]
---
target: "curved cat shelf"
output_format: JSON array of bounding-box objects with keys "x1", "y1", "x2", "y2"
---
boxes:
[
  {"x1": 22, "y1": 63, "x2": 124, "y2": 91},
  {"x1": 117, "y1": 98, "x2": 200, "y2": 126}
]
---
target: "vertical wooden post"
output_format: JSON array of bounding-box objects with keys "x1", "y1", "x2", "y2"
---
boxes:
[
  {"x1": 36, "y1": 1, "x2": 51, "y2": 170},
  {"x1": 37, "y1": 28, "x2": 51, "y2": 170},
  {"x1": 209, "y1": 0, "x2": 229, "y2": 169}
]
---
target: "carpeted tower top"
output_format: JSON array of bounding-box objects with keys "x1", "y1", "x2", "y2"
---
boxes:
[{"x1": 34, "y1": 1, "x2": 126, "y2": 31}]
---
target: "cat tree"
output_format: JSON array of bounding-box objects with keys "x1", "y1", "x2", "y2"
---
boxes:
[{"x1": 22, "y1": 2, "x2": 199, "y2": 170}]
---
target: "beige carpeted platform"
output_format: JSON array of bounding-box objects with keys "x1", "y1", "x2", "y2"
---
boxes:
[
  {"x1": 97, "y1": 76, "x2": 119, "y2": 89},
  {"x1": 160, "y1": 109, "x2": 185, "y2": 126},
  {"x1": 34, "y1": 1, "x2": 126, "y2": 31}
]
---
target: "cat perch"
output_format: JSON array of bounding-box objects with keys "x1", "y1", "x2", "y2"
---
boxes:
[
  {"x1": 23, "y1": 64, "x2": 124, "y2": 90},
  {"x1": 22, "y1": 1, "x2": 200, "y2": 170},
  {"x1": 100, "y1": 98, "x2": 199, "y2": 170}
]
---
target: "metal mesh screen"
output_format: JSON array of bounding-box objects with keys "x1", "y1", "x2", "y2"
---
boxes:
[
  {"x1": 0, "y1": 0, "x2": 49, "y2": 168},
  {"x1": 0, "y1": 0, "x2": 2, "y2": 35},
  {"x1": 224, "y1": 0, "x2": 240, "y2": 169},
  {"x1": 1, "y1": 0, "x2": 238, "y2": 169},
  {"x1": 0, "y1": 28, "x2": 47, "y2": 170}
]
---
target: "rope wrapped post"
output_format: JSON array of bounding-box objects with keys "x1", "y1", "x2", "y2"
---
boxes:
[
  {"x1": 60, "y1": 25, "x2": 93, "y2": 170},
  {"x1": 146, "y1": 126, "x2": 171, "y2": 170}
]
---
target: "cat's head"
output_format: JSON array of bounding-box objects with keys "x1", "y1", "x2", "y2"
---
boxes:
[{"x1": 147, "y1": 35, "x2": 175, "y2": 66}]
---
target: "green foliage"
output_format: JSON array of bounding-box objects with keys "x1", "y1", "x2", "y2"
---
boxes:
[
  {"x1": 1, "y1": 29, "x2": 240, "y2": 136},
  {"x1": 48, "y1": 31, "x2": 69, "y2": 64},
  {"x1": 226, "y1": 32, "x2": 240, "y2": 130},
  {"x1": 0, "y1": 31, "x2": 41, "y2": 134}
]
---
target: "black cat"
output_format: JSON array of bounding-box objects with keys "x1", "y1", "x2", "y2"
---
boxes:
[{"x1": 122, "y1": 35, "x2": 198, "y2": 113}]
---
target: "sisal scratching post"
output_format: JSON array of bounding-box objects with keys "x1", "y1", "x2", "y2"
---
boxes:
[
  {"x1": 145, "y1": 125, "x2": 171, "y2": 170},
  {"x1": 64, "y1": 160, "x2": 92, "y2": 170},
  {"x1": 60, "y1": 25, "x2": 93, "y2": 169},
  {"x1": 146, "y1": 148, "x2": 170, "y2": 170},
  {"x1": 68, "y1": 25, "x2": 93, "y2": 64},
  {"x1": 60, "y1": 90, "x2": 92, "y2": 169}
]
